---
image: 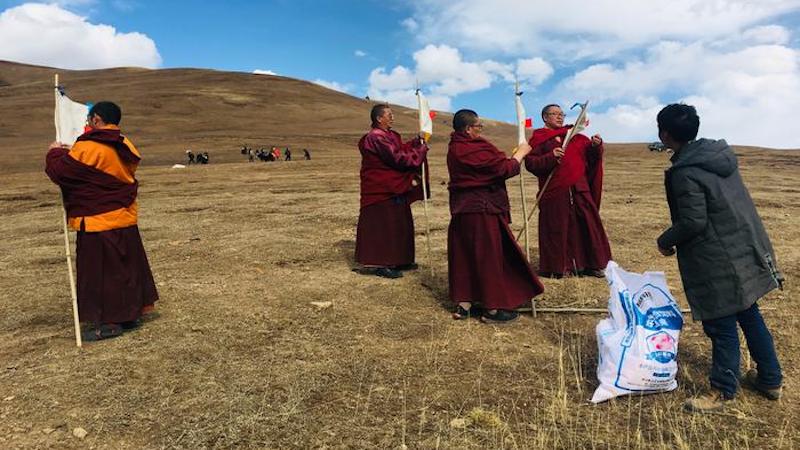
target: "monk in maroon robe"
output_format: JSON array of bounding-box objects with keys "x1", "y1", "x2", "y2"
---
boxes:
[
  {"x1": 46, "y1": 101, "x2": 158, "y2": 341},
  {"x1": 447, "y1": 109, "x2": 544, "y2": 323},
  {"x1": 524, "y1": 104, "x2": 611, "y2": 278},
  {"x1": 355, "y1": 104, "x2": 429, "y2": 278}
]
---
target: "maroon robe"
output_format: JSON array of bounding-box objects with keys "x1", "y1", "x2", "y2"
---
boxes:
[
  {"x1": 447, "y1": 131, "x2": 544, "y2": 310},
  {"x1": 525, "y1": 127, "x2": 611, "y2": 276},
  {"x1": 355, "y1": 126, "x2": 429, "y2": 267},
  {"x1": 45, "y1": 142, "x2": 158, "y2": 325}
]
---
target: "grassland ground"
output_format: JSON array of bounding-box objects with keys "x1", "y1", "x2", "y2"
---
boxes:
[{"x1": 1, "y1": 145, "x2": 798, "y2": 448}]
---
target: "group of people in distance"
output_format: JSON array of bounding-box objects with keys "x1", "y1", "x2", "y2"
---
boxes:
[
  {"x1": 186, "y1": 149, "x2": 210, "y2": 164},
  {"x1": 242, "y1": 145, "x2": 312, "y2": 162},
  {"x1": 42, "y1": 99, "x2": 784, "y2": 414},
  {"x1": 354, "y1": 102, "x2": 784, "y2": 412}
]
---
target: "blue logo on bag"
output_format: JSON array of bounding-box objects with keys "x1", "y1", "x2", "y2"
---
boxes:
[{"x1": 636, "y1": 305, "x2": 683, "y2": 331}]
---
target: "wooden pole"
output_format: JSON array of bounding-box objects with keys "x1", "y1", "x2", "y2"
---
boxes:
[
  {"x1": 514, "y1": 82, "x2": 530, "y2": 261},
  {"x1": 420, "y1": 159, "x2": 433, "y2": 277},
  {"x1": 54, "y1": 73, "x2": 82, "y2": 348},
  {"x1": 516, "y1": 170, "x2": 554, "y2": 241},
  {"x1": 519, "y1": 171, "x2": 530, "y2": 260}
]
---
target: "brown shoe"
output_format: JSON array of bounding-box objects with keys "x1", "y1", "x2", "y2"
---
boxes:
[
  {"x1": 684, "y1": 391, "x2": 734, "y2": 413},
  {"x1": 741, "y1": 369, "x2": 782, "y2": 400}
]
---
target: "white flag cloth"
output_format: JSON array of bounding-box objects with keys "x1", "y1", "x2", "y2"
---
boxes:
[
  {"x1": 416, "y1": 90, "x2": 433, "y2": 140},
  {"x1": 55, "y1": 88, "x2": 89, "y2": 146},
  {"x1": 515, "y1": 85, "x2": 526, "y2": 146},
  {"x1": 563, "y1": 101, "x2": 589, "y2": 149}
]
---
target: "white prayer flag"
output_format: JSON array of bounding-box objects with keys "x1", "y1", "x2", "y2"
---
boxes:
[
  {"x1": 563, "y1": 101, "x2": 590, "y2": 149},
  {"x1": 54, "y1": 86, "x2": 89, "y2": 146},
  {"x1": 416, "y1": 89, "x2": 433, "y2": 141},
  {"x1": 515, "y1": 82, "x2": 526, "y2": 146}
]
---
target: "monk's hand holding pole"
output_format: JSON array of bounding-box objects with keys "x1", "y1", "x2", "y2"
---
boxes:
[
  {"x1": 49, "y1": 141, "x2": 68, "y2": 150},
  {"x1": 591, "y1": 134, "x2": 603, "y2": 147},
  {"x1": 658, "y1": 246, "x2": 676, "y2": 256},
  {"x1": 512, "y1": 142, "x2": 532, "y2": 164},
  {"x1": 552, "y1": 146, "x2": 565, "y2": 161}
]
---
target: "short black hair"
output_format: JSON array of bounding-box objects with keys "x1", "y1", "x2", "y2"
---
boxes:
[
  {"x1": 657, "y1": 103, "x2": 699, "y2": 142},
  {"x1": 89, "y1": 101, "x2": 122, "y2": 125},
  {"x1": 453, "y1": 109, "x2": 478, "y2": 132},
  {"x1": 541, "y1": 104, "x2": 560, "y2": 120},
  {"x1": 370, "y1": 104, "x2": 390, "y2": 125}
]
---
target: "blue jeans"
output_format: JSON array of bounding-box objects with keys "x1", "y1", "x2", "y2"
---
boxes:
[{"x1": 701, "y1": 303, "x2": 782, "y2": 398}]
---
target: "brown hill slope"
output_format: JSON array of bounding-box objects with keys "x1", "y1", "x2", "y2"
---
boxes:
[{"x1": 0, "y1": 60, "x2": 517, "y2": 173}]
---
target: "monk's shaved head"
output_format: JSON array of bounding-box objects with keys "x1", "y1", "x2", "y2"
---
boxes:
[
  {"x1": 370, "y1": 104, "x2": 391, "y2": 125},
  {"x1": 453, "y1": 109, "x2": 479, "y2": 132},
  {"x1": 89, "y1": 101, "x2": 122, "y2": 125},
  {"x1": 541, "y1": 104, "x2": 560, "y2": 120}
]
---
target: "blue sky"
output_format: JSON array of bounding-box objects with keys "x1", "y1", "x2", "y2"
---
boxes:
[{"x1": 2, "y1": 0, "x2": 800, "y2": 147}]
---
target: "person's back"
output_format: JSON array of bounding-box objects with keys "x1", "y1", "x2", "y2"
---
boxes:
[{"x1": 656, "y1": 103, "x2": 783, "y2": 413}]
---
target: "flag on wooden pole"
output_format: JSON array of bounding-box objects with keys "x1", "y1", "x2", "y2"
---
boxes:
[
  {"x1": 416, "y1": 88, "x2": 434, "y2": 276},
  {"x1": 53, "y1": 74, "x2": 85, "y2": 348},
  {"x1": 515, "y1": 81, "x2": 531, "y2": 261}
]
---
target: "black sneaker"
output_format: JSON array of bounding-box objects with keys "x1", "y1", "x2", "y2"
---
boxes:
[
  {"x1": 374, "y1": 267, "x2": 403, "y2": 279},
  {"x1": 393, "y1": 263, "x2": 419, "y2": 271},
  {"x1": 481, "y1": 309, "x2": 519, "y2": 324},
  {"x1": 120, "y1": 320, "x2": 141, "y2": 330}
]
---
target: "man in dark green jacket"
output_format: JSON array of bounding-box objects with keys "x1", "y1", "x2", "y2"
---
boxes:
[{"x1": 656, "y1": 103, "x2": 784, "y2": 413}]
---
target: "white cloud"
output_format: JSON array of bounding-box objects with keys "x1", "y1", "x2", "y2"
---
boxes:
[
  {"x1": 312, "y1": 78, "x2": 354, "y2": 93},
  {"x1": 403, "y1": 0, "x2": 800, "y2": 59},
  {"x1": 253, "y1": 69, "x2": 278, "y2": 76},
  {"x1": 401, "y1": 17, "x2": 418, "y2": 32},
  {"x1": 368, "y1": 65, "x2": 416, "y2": 91},
  {"x1": 554, "y1": 38, "x2": 800, "y2": 148},
  {"x1": 0, "y1": 3, "x2": 161, "y2": 69},
  {"x1": 354, "y1": 49, "x2": 367, "y2": 57},
  {"x1": 516, "y1": 57, "x2": 554, "y2": 88},
  {"x1": 367, "y1": 45, "x2": 546, "y2": 111}
]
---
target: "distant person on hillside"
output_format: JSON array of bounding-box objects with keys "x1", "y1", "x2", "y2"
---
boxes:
[
  {"x1": 355, "y1": 104, "x2": 429, "y2": 278},
  {"x1": 248, "y1": 148, "x2": 254, "y2": 162},
  {"x1": 303, "y1": 148, "x2": 311, "y2": 160},
  {"x1": 285, "y1": 148, "x2": 292, "y2": 161},
  {"x1": 656, "y1": 103, "x2": 784, "y2": 413},
  {"x1": 45, "y1": 101, "x2": 158, "y2": 341},
  {"x1": 524, "y1": 103, "x2": 611, "y2": 278},
  {"x1": 447, "y1": 109, "x2": 543, "y2": 323},
  {"x1": 202, "y1": 152, "x2": 209, "y2": 164},
  {"x1": 186, "y1": 150, "x2": 195, "y2": 165}
]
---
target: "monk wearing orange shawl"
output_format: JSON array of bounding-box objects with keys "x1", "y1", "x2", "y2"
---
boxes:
[{"x1": 46, "y1": 101, "x2": 158, "y2": 341}]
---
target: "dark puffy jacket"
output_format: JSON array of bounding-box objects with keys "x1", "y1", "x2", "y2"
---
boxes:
[{"x1": 657, "y1": 139, "x2": 783, "y2": 321}]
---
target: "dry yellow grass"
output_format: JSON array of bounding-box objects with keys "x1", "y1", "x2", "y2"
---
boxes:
[{"x1": 0, "y1": 142, "x2": 798, "y2": 449}]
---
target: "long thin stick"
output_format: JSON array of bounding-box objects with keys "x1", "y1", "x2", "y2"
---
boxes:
[
  {"x1": 514, "y1": 83, "x2": 531, "y2": 260},
  {"x1": 420, "y1": 159, "x2": 433, "y2": 276},
  {"x1": 519, "y1": 170, "x2": 530, "y2": 260},
  {"x1": 516, "y1": 170, "x2": 555, "y2": 241},
  {"x1": 54, "y1": 73, "x2": 82, "y2": 348}
]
